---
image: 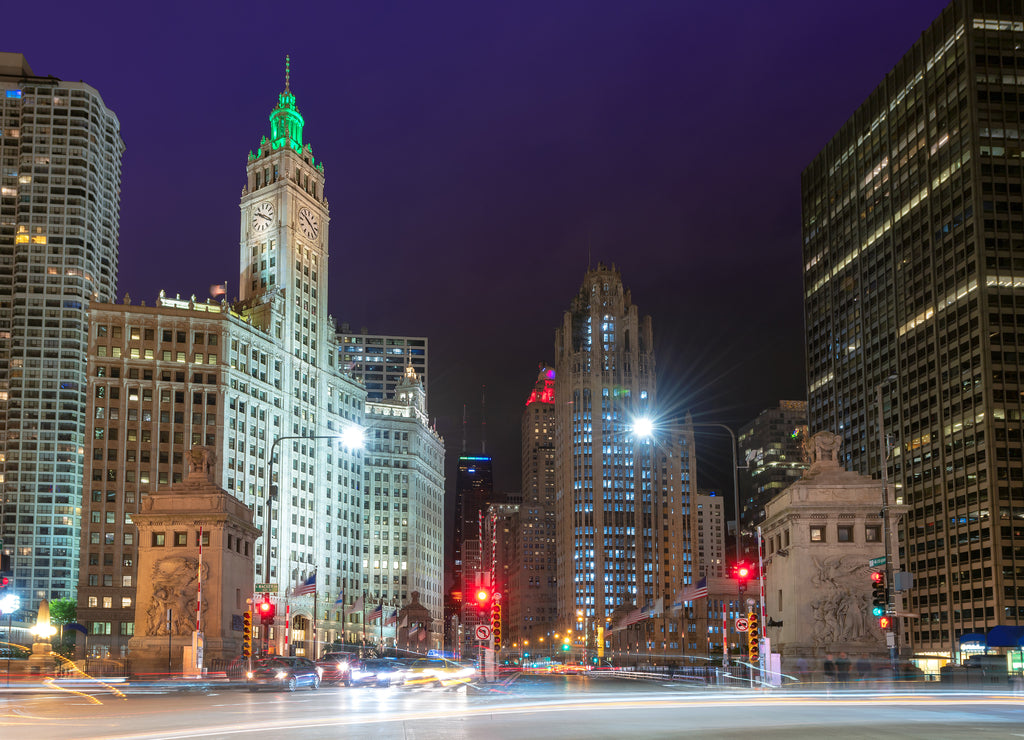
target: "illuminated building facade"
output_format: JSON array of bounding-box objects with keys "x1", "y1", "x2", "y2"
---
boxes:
[
  {"x1": 737, "y1": 400, "x2": 809, "y2": 551},
  {"x1": 802, "y1": 0, "x2": 1024, "y2": 655},
  {"x1": 362, "y1": 366, "x2": 445, "y2": 640},
  {"x1": 0, "y1": 53, "x2": 124, "y2": 612},
  {"x1": 554, "y1": 265, "x2": 685, "y2": 630},
  {"x1": 509, "y1": 366, "x2": 558, "y2": 647},
  {"x1": 695, "y1": 492, "x2": 726, "y2": 579},
  {"x1": 76, "y1": 65, "x2": 376, "y2": 655},
  {"x1": 338, "y1": 326, "x2": 427, "y2": 403}
]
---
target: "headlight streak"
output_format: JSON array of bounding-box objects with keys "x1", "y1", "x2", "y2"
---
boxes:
[{"x1": 38, "y1": 692, "x2": 1024, "y2": 740}]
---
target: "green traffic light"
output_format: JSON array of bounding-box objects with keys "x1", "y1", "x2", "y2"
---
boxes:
[{"x1": 872, "y1": 606, "x2": 885, "y2": 617}]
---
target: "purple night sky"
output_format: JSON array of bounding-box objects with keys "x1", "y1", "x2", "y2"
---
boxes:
[{"x1": 9, "y1": 0, "x2": 950, "y2": 495}]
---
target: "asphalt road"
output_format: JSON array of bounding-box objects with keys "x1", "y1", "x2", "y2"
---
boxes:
[{"x1": 1, "y1": 674, "x2": 1022, "y2": 739}]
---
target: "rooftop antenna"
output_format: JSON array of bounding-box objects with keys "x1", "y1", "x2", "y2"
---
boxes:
[
  {"x1": 481, "y1": 385, "x2": 487, "y2": 456},
  {"x1": 461, "y1": 404, "x2": 467, "y2": 454}
]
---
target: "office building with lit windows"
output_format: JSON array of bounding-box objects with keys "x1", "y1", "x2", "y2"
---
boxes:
[
  {"x1": 0, "y1": 53, "x2": 124, "y2": 613},
  {"x1": 554, "y1": 265, "x2": 697, "y2": 661},
  {"x1": 338, "y1": 327, "x2": 427, "y2": 402},
  {"x1": 362, "y1": 366, "x2": 445, "y2": 639},
  {"x1": 737, "y1": 400, "x2": 808, "y2": 551},
  {"x1": 802, "y1": 0, "x2": 1024, "y2": 656}
]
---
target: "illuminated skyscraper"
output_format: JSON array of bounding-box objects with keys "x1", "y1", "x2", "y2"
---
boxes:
[
  {"x1": 338, "y1": 326, "x2": 427, "y2": 403},
  {"x1": 510, "y1": 365, "x2": 558, "y2": 646},
  {"x1": 802, "y1": 0, "x2": 1024, "y2": 654},
  {"x1": 0, "y1": 54, "x2": 123, "y2": 610}
]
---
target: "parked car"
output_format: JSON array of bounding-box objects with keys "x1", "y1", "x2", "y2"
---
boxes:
[
  {"x1": 350, "y1": 658, "x2": 408, "y2": 687},
  {"x1": 316, "y1": 652, "x2": 356, "y2": 685},
  {"x1": 247, "y1": 656, "x2": 322, "y2": 691}
]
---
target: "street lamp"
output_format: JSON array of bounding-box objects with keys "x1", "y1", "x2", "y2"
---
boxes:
[
  {"x1": 261, "y1": 429, "x2": 362, "y2": 654},
  {"x1": 576, "y1": 609, "x2": 589, "y2": 665},
  {"x1": 682, "y1": 421, "x2": 742, "y2": 562}
]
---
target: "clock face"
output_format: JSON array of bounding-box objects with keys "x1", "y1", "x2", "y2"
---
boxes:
[
  {"x1": 252, "y1": 202, "x2": 275, "y2": 233},
  {"x1": 299, "y1": 207, "x2": 320, "y2": 240}
]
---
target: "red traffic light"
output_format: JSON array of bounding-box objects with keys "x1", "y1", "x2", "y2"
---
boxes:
[
  {"x1": 731, "y1": 562, "x2": 752, "y2": 581},
  {"x1": 0, "y1": 576, "x2": 8, "y2": 588},
  {"x1": 258, "y1": 600, "x2": 272, "y2": 614},
  {"x1": 871, "y1": 571, "x2": 884, "y2": 583},
  {"x1": 475, "y1": 589, "x2": 491, "y2": 604}
]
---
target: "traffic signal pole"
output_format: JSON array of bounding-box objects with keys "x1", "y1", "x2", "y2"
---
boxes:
[{"x1": 876, "y1": 382, "x2": 899, "y2": 678}]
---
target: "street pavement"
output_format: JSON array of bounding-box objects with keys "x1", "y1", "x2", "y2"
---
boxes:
[{"x1": 1, "y1": 673, "x2": 1022, "y2": 739}]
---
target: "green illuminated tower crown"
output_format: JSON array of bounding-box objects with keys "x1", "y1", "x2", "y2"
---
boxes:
[{"x1": 269, "y1": 55, "x2": 304, "y2": 151}]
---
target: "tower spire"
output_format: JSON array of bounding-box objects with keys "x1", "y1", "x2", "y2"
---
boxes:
[{"x1": 285, "y1": 54, "x2": 290, "y2": 92}]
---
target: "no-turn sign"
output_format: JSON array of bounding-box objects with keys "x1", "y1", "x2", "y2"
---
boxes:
[
  {"x1": 734, "y1": 617, "x2": 749, "y2": 633},
  {"x1": 475, "y1": 624, "x2": 492, "y2": 641}
]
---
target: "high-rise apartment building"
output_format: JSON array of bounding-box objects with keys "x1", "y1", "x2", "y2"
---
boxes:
[
  {"x1": 362, "y1": 366, "x2": 445, "y2": 634},
  {"x1": 737, "y1": 400, "x2": 808, "y2": 546},
  {"x1": 0, "y1": 53, "x2": 124, "y2": 610},
  {"x1": 802, "y1": 0, "x2": 1024, "y2": 654},
  {"x1": 510, "y1": 365, "x2": 558, "y2": 647},
  {"x1": 554, "y1": 264, "x2": 697, "y2": 656},
  {"x1": 338, "y1": 326, "x2": 427, "y2": 402}
]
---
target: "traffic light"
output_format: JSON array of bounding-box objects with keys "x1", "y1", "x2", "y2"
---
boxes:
[
  {"x1": 491, "y1": 602, "x2": 502, "y2": 650},
  {"x1": 242, "y1": 611, "x2": 253, "y2": 657},
  {"x1": 731, "y1": 562, "x2": 752, "y2": 592},
  {"x1": 475, "y1": 588, "x2": 491, "y2": 609},
  {"x1": 871, "y1": 571, "x2": 887, "y2": 617},
  {"x1": 0, "y1": 575, "x2": 8, "y2": 590},
  {"x1": 257, "y1": 596, "x2": 276, "y2": 625},
  {"x1": 747, "y1": 611, "x2": 760, "y2": 663}
]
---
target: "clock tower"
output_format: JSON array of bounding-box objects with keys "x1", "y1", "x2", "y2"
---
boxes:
[{"x1": 239, "y1": 56, "x2": 330, "y2": 369}]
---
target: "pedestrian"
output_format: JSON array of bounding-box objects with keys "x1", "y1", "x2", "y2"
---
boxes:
[
  {"x1": 855, "y1": 656, "x2": 872, "y2": 685},
  {"x1": 823, "y1": 653, "x2": 837, "y2": 695},
  {"x1": 836, "y1": 652, "x2": 851, "y2": 689},
  {"x1": 796, "y1": 656, "x2": 811, "y2": 685}
]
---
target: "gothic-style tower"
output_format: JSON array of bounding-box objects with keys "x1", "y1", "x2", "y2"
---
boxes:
[{"x1": 239, "y1": 56, "x2": 330, "y2": 369}]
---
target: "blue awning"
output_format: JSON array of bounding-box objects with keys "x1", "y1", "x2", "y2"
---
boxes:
[
  {"x1": 958, "y1": 632, "x2": 987, "y2": 646},
  {"x1": 986, "y1": 626, "x2": 1024, "y2": 648}
]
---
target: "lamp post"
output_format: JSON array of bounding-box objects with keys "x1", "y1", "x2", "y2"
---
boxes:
[
  {"x1": 261, "y1": 429, "x2": 363, "y2": 655},
  {"x1": 576, "y1": 609, "x2": 589, "y2": 666},
  {"x1": 684, "y1": 422, "x2": 742, "y2": 562}
]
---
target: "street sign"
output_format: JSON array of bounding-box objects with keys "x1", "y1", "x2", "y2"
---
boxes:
[
  {"x1": 869, "y1": 556, "x2": 887, "y2": 567},
  {"x1": 734, "y1": 617, "x2": 749, "y2": 633},
  {"x1": 255, "y1": 583, "x2": 277, "y2": 593},
  {"x1": 475, "y1": 624, "x2": 492, "y2": 641}
]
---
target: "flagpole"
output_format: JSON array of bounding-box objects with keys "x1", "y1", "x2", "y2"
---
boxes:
[{"x1": 312, "y1": 567, "x2": 318, "y2": 660}]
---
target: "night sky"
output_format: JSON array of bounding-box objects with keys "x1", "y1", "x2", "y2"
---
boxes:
[{"x1": 10, "y1": 1, "x2": 950, "y2": 497}]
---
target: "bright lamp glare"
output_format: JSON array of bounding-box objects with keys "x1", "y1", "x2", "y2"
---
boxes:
[
  {"x1": 632, "y1": 417, "x2": 654, "y2": 439},
  {"x1": 341, "y1": 425, "x2": 364, "y2": 450}
]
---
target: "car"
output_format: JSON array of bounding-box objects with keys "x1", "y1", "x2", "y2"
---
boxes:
[
  {"x1": 246, "y1": 656, "x2": 322, "y2": 691},
  {"x1": 405, "y1": 657, "x2": 476, "y2": 687},
  {"x1": 350, "y1": 658, "x2": 408, "y2": 687},
  {"x1": 316, "y1": 652, "x2": 356, "y2": 685}
]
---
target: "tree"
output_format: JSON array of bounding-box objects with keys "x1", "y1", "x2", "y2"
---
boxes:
[{"x1": 48, "y1": 597, "x2": 77, "y2": 658}]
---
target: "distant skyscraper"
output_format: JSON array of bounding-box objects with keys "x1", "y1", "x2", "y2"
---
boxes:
[
  {"x1": 510, "y1": 365, "x2": 558, "y2": 647},
  {"x1": 695, "y1": 492, "x2": 726, "y2": 579},
  {"x1": 802, "y1": 0, "x2": 1024, "y2": 653},
  {"x1": 338, "y1": 326, "x2": 427, "y2": 403},
  {"x1": 453, "y1": 454, "x2": 493, "y2": 640},
  {"x1": 0, "y1": 54, "x2": 124, "y2": 609},
  {"x1": 737, "y1": 400, "x2": 808, "y2": 549}
]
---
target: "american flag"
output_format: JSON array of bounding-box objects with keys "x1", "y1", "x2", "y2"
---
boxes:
[
  {"x1": 334, "y1": 590, "x2": 345, "y2": 606},
  {"x1": 344, "y1": 594, "x2": 364, "y2": 616},
  {"x1": 292, "y1": 573, "x2": 316, "y2": 597},
  {"x1": 368, "y1": 603, "x2": 384, "y2": 622},
  {"x1": 675, "y1": 577, "x2": 708, "y2": 607},
  {"x1": 616, "y1": 603, "x2": 653, "y2": 629},
  {"x1": 384, "y1": 610, "x2": 398, "y2": 626}
]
